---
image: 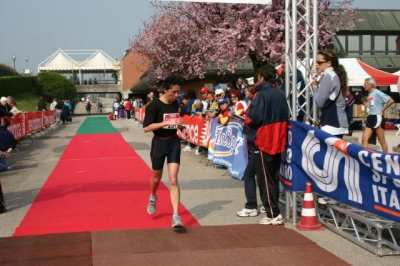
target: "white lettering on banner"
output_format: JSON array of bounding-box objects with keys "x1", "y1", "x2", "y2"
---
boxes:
[
  {"x1": 8, "y1": 123, "x2": 23, "y2": 140},
  {"x1": 358, "y1": 152, "x2": 400, "y2": 176},
  {"x1": 214, "y1": 158, "x2": 232, "y2": 167},
  {"x1": 188, "y1": 124, "x2": 199, "y2": 143},
  {"x1": 28, "y1": 118, "x2": 42, "y2": 132},
  {"x1": 214, "y1": 127, "x2": 243, "y2": 154},
  {"x1": 371, "y1": 169, "x2": 400, "y2": 210},
  {"x1": 301, "y1": 131, "x2": 362, "y2": 203},
  {"x1": 282, "y1": 130, "x2": 293, "y2": 181}
]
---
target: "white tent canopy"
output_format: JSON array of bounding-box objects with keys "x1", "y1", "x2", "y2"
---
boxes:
[
  {"x1": 280, "y1": 58, "x2": 399, "y2": 87},
  {"x1": 38, "y1": 49, "x2": 116, "y2": 76}
]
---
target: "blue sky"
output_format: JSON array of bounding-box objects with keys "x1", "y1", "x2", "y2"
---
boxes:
[{"x1": 0, "y1": 0, "x2": 398, "y2": 75}]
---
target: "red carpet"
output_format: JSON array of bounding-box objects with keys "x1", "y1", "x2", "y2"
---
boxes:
[{"x1": 13, "y1": 133, "x2": 199, "y2": 236}]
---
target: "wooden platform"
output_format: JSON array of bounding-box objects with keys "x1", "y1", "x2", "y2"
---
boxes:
[{"x1": 0, "y1": 224, "x2": 349, "y2": 266}]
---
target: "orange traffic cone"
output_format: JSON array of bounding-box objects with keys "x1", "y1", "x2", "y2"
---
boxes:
[{"x1": 296, "y1": 182, "x2": 323, "y2": 231}]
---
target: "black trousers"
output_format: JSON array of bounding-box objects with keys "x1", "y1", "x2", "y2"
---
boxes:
[
  {"x1": 0, "y1": 180, "x2": 6, "y2": 212},
  {"x1": 254, "y1": 151, "x2": 282, "y2": 218}
]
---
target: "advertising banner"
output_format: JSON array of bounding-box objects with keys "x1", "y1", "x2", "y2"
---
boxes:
[
  {"x1": 25, "y1": 112, "x2": 44, "y2": 134},
  {"x1": 179, "y1": 115, "x2": 212, "y2": 148},
  {"x1": 208, "y1": 117, "x2": 248, "y2": 179},
  {"x1": 8, "y1": 115, "x2": 26, "y2": 140},
  {"x1": 280, "y1": 121, "x2": 400, "y2": 223},
  {"x1": 43, "y1": 110, "x2": 56, "y2": 126}
]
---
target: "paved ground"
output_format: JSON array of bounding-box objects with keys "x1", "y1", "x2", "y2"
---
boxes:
[{"x1": 1, "y1": 115, "x2": 399, "y2": 265}]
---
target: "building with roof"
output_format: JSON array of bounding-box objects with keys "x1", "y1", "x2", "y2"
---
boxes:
[{"x1": 331, "y1": 9, "x2": 400, "y2": 73}]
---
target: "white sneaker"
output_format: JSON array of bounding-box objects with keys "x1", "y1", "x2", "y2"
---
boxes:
[
  {"x1": 258, "y1": 206, "x2": 266, "y2": 213},
  {"x1": 182, "y1": 146, "x2": 192, "y2": 152},
  {"x1": 258, "y1": 214, "x2": 283, "y2": 225},
  {"x1": 318, "y1": 197, "x2": 338, "y2": 205},
  {"x1": 236, "y1": 208, "x2": 258, "y2": 217}
]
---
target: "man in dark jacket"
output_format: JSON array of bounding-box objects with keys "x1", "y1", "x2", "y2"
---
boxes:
[
  {"x1": 37, "y1": 96, "x2": 47, "y2": 111},
  {"x1": 0, "y1": 118, "x2": 17, "y2": 172},
  {"x1": 0, "y1": 97, "x2": 13, "y2": 117},
  {"x1": 245, "y1": 64, "x2": 289, "y2": 225}
]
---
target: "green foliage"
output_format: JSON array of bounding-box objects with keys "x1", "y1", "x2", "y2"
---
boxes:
[
  {"x1": 13, "y1": 92, "x2": 41, "y2": 112},
  {"x1": 0, "y1": 63, "x2": 18, "y2": 77},
  {"x1": 0, "y1": 76, "x2": 35, "y2": 96},
  {"x1": 37, "y1": 72, "x2": 77, "y2": 102}
]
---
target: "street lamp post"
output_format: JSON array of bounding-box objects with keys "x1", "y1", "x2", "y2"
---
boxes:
[
  {"x1": 11, "y1": 55, "x2": 16, "y2": 76},
  {"x1": 25, "y1": 57, "x2": 29, "y2": 76}
]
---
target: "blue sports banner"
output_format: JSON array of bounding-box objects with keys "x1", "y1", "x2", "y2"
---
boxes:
[
  {"x1": 208, "y1": 117, "x2": 248, "y2": 179},
  {"x1": 280, "y1": 121, "x2": 400, "y2": 223}
]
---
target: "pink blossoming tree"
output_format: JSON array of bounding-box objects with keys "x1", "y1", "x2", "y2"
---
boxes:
[{"x1": 131, "y1": 0, "x2": 357, "y2": 80}]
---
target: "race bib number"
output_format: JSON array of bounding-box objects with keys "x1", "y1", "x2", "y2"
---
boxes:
[{"x1": 163, "y1": 113, "x2": 179, "y2": 129}]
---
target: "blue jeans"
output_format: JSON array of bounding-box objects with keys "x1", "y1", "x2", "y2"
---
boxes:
[
  {"x1": 0, "y1": 157, "x2": 8, "y2": 171},
  {"x1": 243, "y1": 152, "x2": 257, "y2": 209}
]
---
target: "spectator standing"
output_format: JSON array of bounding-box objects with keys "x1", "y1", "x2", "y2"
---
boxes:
[
  {"x1": 37, "y1": 96, "x2": 47, "y2": 111},
  {"x1": 113, "y1": 99, "x2": 119, "y2": 120},
  {"x1": 124, "y1": 98, "x2": 132, "y2": 120},
  {"x1": 50, "y1": 98, "x2": 57, "y2": 111},
  {"x1": 64, "y1": 100, "x2": 72, "y2": 122},
  {"x1": 244, "y1": 85, "x2": 256, "y2": 106},
  {"x1": 86, "y1": 101, "x2": 92, "y2": 114},
  {"x1": 0, "y1": 97, "x2": 13, "y2": 117},
  {"x1": 217, "y1": 98, "x2": 230, "y2": 126},
  {"x1": 237, "y1": 83, "x2": 261, "y2": 218},
  {"x1": 344, "y1": 87, "x2": 355, "y2": 135},
  {"x1": 55, "y1": 100, "x2": 64, "y2": 124},
  {"x1": 142, "y1": 76, "x2": 189, "y2": 228},
  {"x1": 361, "y1": 78, "x2": 394, "y2": 152},
  {"x1": 9, "y1": 99, "x2": 24, "y2": 116},
  {"x1": 0, "y1": 118, "x2": 17, "y2": 172},
  {"x1": 206, "y1": 92, "x2": 218, "y2": 112},
  {"x1": 97, "y1": 101, "x2": 103, "y2": 113},
  {"x1": 229, "y1": 90, "x2": 247, "y2": 117},
  {"x1": 245, "y1": 64, "x2": 289, "y2": 225},
  {"x1": 119, "y1": 99, "x2": 125, "y2": 119},
  {"x1": 200, "y1": 87, "x2": 209, "y2": 111},
  {"x1": 312, "y1": 49, "x2": 349, "y2": 138}
]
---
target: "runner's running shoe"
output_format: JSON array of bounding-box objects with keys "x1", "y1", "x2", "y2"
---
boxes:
[
  {"x1": 147, "y1": 195, "x2": 157, "y2": 215},
  {"x1": 172, "y1": 214, "x2": 184, "y2": 228}
]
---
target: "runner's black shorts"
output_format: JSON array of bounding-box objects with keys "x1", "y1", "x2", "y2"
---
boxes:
[
  {"x1": 366, "y1": 115, "x2": 382, "y2": 129},
  {"x1": 150, "y1": 135, "x2": 181, "y2": 170}
]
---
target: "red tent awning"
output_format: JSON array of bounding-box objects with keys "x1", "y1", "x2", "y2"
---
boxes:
[{"x1": 357, "y1": 60, "x2": 399, "y2": 86}]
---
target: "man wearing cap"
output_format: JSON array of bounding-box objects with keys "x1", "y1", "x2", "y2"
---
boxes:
[
  {"x1": 217, "y1": 98, "x2": 230, "y2": 126},
  {"x1": 200, "y1": 87, "x2": 209, "y2": 112},
  {"x1": 0, "y1": 97, "x2": 14, "y2": 117}
]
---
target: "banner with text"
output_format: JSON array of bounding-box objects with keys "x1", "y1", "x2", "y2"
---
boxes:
[
  {"x1": 208, "y1": 117, "x2": 248, "y2": 179},
  {"x1": 280, "y1": 121, "x2": 400, "y2": 223}
]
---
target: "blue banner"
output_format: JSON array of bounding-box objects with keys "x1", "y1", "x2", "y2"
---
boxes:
[
  {"x1": 280, "y1": 121, "x2": 400, "y2": 223},
  {"x1": 208, "y1": 117, "x2": 248, "y2": 179}
]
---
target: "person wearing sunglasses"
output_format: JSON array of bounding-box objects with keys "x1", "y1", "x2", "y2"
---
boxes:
[
  {"x1": 229, "y1": 89, "x2": 247, "y2": 118},
  {"x1": 312, "y1": 49, "x2": 349, "y2": 138}
]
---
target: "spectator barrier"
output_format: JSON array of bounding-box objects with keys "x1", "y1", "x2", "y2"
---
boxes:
[
  {"x1": 134, "y1": 108, "x2": 248, "y2": 179},
  {"x1": 281, "y1": 121, "x2": 400, "y2": 223},
  {"x1": 6, "y1": 111, "x2": 56, "y2": 141},
  {"x1": 135, "y1": 107, "x2": 400, "y2": 223}
]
